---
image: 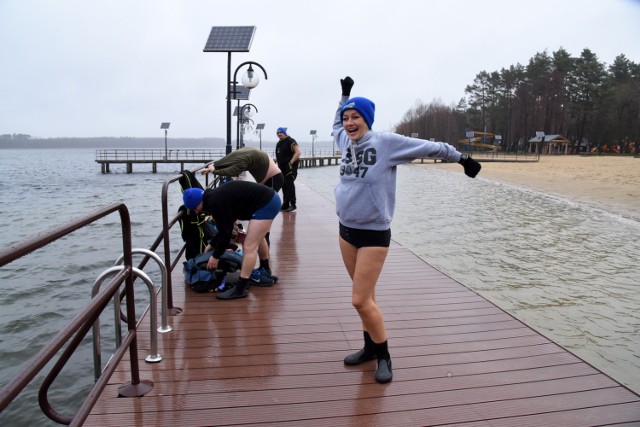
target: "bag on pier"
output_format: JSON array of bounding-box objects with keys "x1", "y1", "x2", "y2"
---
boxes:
[
  {"x1": 183, "y1": 250, "x2": 242, "y2": 293},
  {"x1": 178, "y1": 170, "x2": 215, "y2": 259}
]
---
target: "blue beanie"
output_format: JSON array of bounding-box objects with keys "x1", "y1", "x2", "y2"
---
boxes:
[
  {"x1": 340, "y1": 97, "x2": 375, "y2": 129},
  {"x1": 276, "y1": 127, "x2": 287, "y2": 135},
  {"x1": 183, "y1": 188, "x2": 204, "y2": 210}
]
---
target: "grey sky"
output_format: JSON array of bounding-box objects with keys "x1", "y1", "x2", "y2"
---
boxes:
[{"x1": 1, "y1": 0, "x2": 639, "y2": 142}]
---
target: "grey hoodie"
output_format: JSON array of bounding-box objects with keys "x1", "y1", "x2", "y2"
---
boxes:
[{"x1": 332, "y1": 95, "x2": 463, "y2": 231}]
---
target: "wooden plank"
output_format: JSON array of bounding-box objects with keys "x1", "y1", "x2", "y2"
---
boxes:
[{"x1": 85, "y1": 183, "x2": 640, "y2": 426}]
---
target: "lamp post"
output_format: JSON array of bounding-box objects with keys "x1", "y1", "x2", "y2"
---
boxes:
[
  {"x1": 494, "y1": 134, "x2": 502, "y2": 158},
  {"x1": 227, "y1": 62, "x2": 268, "y2": 154},
  {"x1": 536, "y1": 131, "x2": 545, "y2": 156},
  {"x1": 236, "y1": 103, "x2": 258, "y2": 150},
  {"x1": 310, "y1": 130, "x2": 317, "y2": 157},
  {"x1": 331, "y1": 132, "x2": 335, "y2": 156},
  {"x1": 160, "y1": 122, "x2": 170, "y2": 160},
  {"x1": 256, "y1": 123, "x2": 265, "y2": 150},
  {"x1": 465, "y1": 131, "x2": 474, "y2": 152}
]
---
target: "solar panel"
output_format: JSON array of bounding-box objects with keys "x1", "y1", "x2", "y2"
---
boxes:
[
  {"x1": 203, "y1": 26, "x2": 256, "y2": 52},
  {"x1": 233, "y1": 106, "x2": 251, "y2": 116},
  {"x1": 228, "y1": 84, "x2": 251, "y2": 100},
  {"x1": 160, "y1": 122, "x2": 170, "y2": 129},
  {"x1": 310, "y1": 130, "x2": 317, "y2": 135},
  {"x1": 256, "y1": 123, "x2": 265, "y2": 130}
]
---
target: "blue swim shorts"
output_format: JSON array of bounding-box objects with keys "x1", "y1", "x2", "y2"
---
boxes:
[{"x1": 251, "y1": 193, "x2": 282, "y2": 220}]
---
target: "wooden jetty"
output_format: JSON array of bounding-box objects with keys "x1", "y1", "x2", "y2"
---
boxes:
[
  {"x1": 85, "y1": 184, "x2": 640, "y2": 426},
  {"x1": 95, "y1": 149, "x2": 225, "y2": 173},
  {"x1": 95, "y1": 149, "x2": 340, "y2": 173}
]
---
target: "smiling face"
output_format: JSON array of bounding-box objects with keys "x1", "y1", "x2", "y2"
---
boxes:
[{"x1": 342, "y1": 109, "x2": 369, "y2": 141}]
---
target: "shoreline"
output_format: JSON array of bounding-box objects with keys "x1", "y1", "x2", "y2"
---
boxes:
[{"x1": 433, "y1": 155, "x2": 640, "y2": 222}]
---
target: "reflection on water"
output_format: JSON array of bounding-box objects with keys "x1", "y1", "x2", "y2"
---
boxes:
[{"x1": 299, "y1": 163, "x2": 640, "y2": 394}]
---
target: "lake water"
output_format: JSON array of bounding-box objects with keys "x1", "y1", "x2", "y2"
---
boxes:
[{"x1": 1, "y1": 148, "x2": 638, "y2": 425}]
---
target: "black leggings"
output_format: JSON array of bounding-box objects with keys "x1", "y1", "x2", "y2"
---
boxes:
[
  {"x1": 282, "y1": 173, "x2": 297, "y2": 208},
  {"x1": 264, "y1": 173, "x2": 284, "y2": 192}
]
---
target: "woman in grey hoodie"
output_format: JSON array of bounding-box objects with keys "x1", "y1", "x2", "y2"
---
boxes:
[{"x1": 332, "y1": 76, "x2": 481, "y2": 384}]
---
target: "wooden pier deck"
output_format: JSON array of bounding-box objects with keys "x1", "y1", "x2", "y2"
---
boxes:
[{"x1": 85, "y1": 184, "x2": 640, "y2": 426}]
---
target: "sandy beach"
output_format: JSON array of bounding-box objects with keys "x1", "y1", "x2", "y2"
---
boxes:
[{"x1": 434, "y1": 155, "x2": 640, "y2": 222}]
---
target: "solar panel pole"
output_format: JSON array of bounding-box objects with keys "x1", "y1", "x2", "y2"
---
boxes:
[
  {"x1": 256, "y1": 123, "x2": 265, "y2": 150},
  {"x1": 160, "y1": 122, "x2": 170, "y2": 160},
  {"x1": 226, "y1": 53, "x2": 233, "y2": 154},
  {"x1": 310, "y1": 130, "x2": 317, "y2": 158},
  {"x1": 203, "y1": 26, "x2": 256, "y2": 154}
]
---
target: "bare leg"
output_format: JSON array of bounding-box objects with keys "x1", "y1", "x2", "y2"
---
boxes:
[
  {"x1": 240, "y1": 219, "x2": 273, "y2": 278},
  {"x1": 339, "y1": 237, "x2": 388, "y2": 343}
]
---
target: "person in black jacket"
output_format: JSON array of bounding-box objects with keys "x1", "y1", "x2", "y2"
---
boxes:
[
  {"x1": 183, "y1": 180, "x2": 281, "y2": 300},
  {"x1": 275, "y1": 127, "x2": 301, "y2": 211}
]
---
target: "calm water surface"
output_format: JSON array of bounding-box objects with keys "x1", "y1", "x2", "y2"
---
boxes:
[{"x1": 1, "y1": 149, "x2": 638, "y2": 426}]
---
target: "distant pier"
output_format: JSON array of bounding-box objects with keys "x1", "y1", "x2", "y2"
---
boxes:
[
  {"x1": 95, "y1": 148, "x2": 341, "y2": 173},
  {"x1": 95, "y1": 148, "x2": 224, "y2": 173}
]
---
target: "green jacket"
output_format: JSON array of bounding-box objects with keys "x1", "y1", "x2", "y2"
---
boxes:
[{"x1": 213, "y1": 147, "x2": 271, "y2": 183}]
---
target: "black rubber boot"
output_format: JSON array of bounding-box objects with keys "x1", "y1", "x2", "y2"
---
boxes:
[
  {"x1": 373, "y1": 340, "x2": 393, "y2": 384},
  {"x1": 216, "y1": 279, "x2": 248, "y2": 300},
  {"x1": 344, "y1": 331, "x2": 376, "y2": 365}
]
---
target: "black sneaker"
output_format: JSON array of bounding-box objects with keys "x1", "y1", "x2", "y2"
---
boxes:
[
  {"x1": 216, "y1": 284, "x2": 248, "y2": 300},
  {"x1": 286, "y1": 205, "x2": 297, "y2": 212}
]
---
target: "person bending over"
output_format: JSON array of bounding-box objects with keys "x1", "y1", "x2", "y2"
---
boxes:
[
  {"x1": 200, "y1": 146, "x2": 284, "y2": 192},
  {"x1": 183, "y1": 180, "x2": 282, "y2": 300}
]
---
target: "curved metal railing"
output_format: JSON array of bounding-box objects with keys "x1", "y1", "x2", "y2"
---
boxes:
[{"x1": 0, "y1": 203, "x2": 153, "y2": 426}]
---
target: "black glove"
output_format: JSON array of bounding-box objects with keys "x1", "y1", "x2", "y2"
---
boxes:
[
  {"x1": 460, "y1": 155, "x2": 481, "y2": 178},
  {"x1": 340, "y1": 76, "x2": 354, "y2": 96}
]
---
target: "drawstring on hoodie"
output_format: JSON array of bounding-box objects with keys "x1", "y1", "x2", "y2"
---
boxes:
[{"x1": 350, "y1": 140, "x2": 359, "y2": 171}]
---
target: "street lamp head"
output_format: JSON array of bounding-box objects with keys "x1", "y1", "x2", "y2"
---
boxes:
[
  {"x1": 242, "y1": 65, "x2": 259, "y2": 89},
  {"x1": 243, "y1": 105, "x2": 254, "y2": 118}
]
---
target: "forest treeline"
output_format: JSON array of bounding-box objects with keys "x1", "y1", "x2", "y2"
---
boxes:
[{"x1": 395, "y1": 48, "x2": 640, "y2": 154}]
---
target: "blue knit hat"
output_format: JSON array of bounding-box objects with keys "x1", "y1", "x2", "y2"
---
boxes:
[
  {"x1": 340, "y1": 97, "x2": 375, "y2": 129},
  {"x1": 183, "y1": 188, "x2": 204, "y2": 210},
  {"x1": 276, "y1": 127, "x2": 287, "y2": 135}
]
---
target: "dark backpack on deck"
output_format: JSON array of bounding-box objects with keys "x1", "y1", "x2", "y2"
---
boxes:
[
  {"x1": 178, "y1": 170, "x2": 215, "y2": 260},
  {"x1": 183, "y1": 250, "x2": 242, "y2": 293}
]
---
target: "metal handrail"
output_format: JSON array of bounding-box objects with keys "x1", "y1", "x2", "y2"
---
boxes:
[
  {"x1": 115, "y1": 248, "x2": 171, "y2": 334},
  {"x1": 0, "y1": 203, "x2": 153, "y2": 426},
  {"x1": 91, "y1": 264, "x2": 162, "y2": 382}
]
